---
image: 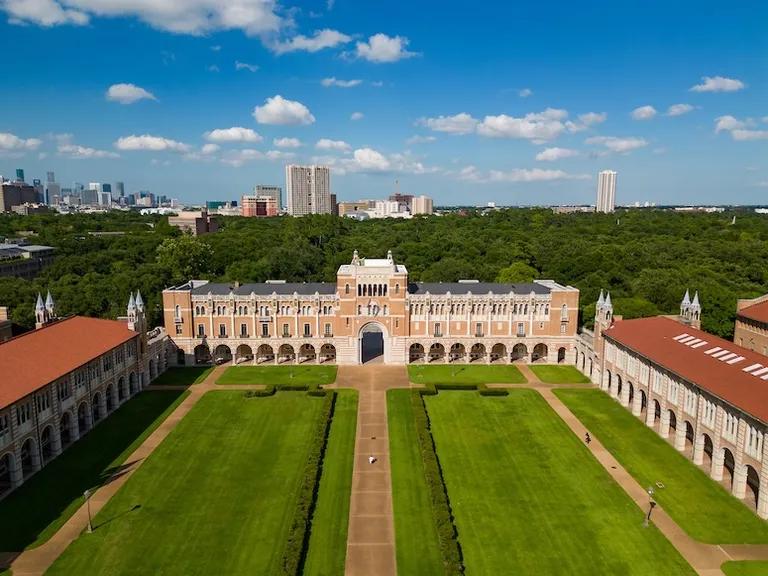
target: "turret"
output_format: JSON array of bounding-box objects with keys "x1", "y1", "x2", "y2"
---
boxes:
[
  {"x1": 680, "y1": 289, "x2": 701, "y2": 329},
  {"x1": 35, "y1": 293, "x2": 47, "y2": 329},
  {"x1": 45, "y1": 291, "x2": 55, "y2": 317}
]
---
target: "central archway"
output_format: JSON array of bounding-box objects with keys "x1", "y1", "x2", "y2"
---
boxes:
[{"x1": 360, "y1": 322, "x2": 386, "y2": 364}]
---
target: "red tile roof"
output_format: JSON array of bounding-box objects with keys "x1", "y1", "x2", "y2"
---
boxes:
[
  {"x1": 0, "y1": 316, "x2": 137, "y2": 409},
  {"x1": 604, "y1": 316, "x2": 768, "y2": 423},
  {"x1": 738, "y1": 300, "x2": 768, "y2": 324}
]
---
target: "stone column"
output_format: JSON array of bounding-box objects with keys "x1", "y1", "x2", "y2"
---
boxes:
[
  {"x1": 710, "y1": 407, "x2": 725, "y2": 480},
  {"x1": 620, "y1": 378, "x2": 630, "y2": 407},
  {"x1": 732, "y1": 420, "x2": 748, "y2": 499},
  {"x1": 51, "y1": 426, "x2": 63, "y2": 458},
  {"x1": 10, "y1": 445, "x2": 24, "y2": 488},
  {"x1": 645, "y1": 397, "x2": 655, "y2": 427},
  {"x1": 674, "y1": 417, "x2": 686, "y2": 451},
  {"x1": 631, "y1": 388, "x2": 642, "y2": 416},
  {"x1": 693, "y1": 432, "x2": 705, "y2": 465},
  {"x1": 659, "y1": 407, "x2": 670, "y2": 439}
]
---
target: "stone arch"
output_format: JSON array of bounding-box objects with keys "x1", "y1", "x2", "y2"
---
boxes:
[
  {"x1": 532, "y1": 343, "x2": 548, "y2": 363},
  {"x1": 581, "y1": 352, "x2": 586, "y2": 371},
  {"x1": 628, "y1": 382, "x2": 635, "y2": 406},
  {"x1": 77, "y1": 401, "x2": 90, "y2": 435},
  {"x1": 257, "y1": 344, "x2": 275, "y2": 364},
  {"x1": 668, "y1": 409, "x2": 677, "y2": 433},
  {"x1": 639, "y1": 389, "x2": 647, "y2": 414},
  {"x1": 429, "y1": 343, "x2": 446, "y2": 363},
  {"x1": 278, "y1": 344, "x2": 295, "y2": 364},
  {"x1": 40, "y1": 424, "x2": 55, "y2": 464},
  {"x1": 106, "y1": 383, "x2": 116, "y2": 412},
  {"x1": 702, "y1": 433, "x2": 714, "y2": 472},
  {"x1": 469, "y1": 343, "x2": 486, "y2": 363},
  {"x1": 60, "y1": 410, "x2": 75, "y2": 449},
  {"x1": 685, "y1": 420, "x2": 695, "y2": 457},
  {"x1": 299, "y1": 343, "x2": 316, "y2": 363},
  {"x1": 20, "y1": 437, "x2": 39, "y2": 479},
  {"x1": 746, "y1": 464, "x2": 760, "y2": 511},
  {"x1": 409, "y1": 343, "x2": 425, "y2": 363},
  {"x1": 589, "y1": 358, "x2": 594, "y2": 377},
  {"x1": 722, "y1": 447, "x2": 735, "y2": 490},
  {"x1": 118, "y1": 376, "x2": 128, "y2": 401},
  {"x1": 0, "y1": 451, "x2": 15, "y2": 497},
  {"x1": 92, "y1": 391, "x2": 103, "y2": 423},
  {"x1": 214, "y1": 344, "x2": 232, "y2": 364},
  {"x1": 653, "y1": 399, "x2": 661, "y2": 426},
  {"x1": 606, "y1": 370, "x2": 613, "y2": 392},
  {"x1": 616, "y1": 375, "x2": 623, "y2": 398},
  {"x1": 557, "y1": 347, "x2": 566, "y2": 363},
  {"x1": 491, "y1": 343, "x2": 507, "y2": 363},
  {"x1": 128, "y1": 372, "x2": 138, "y2": 395},
  {"x1": 511, "y1": 343, "x2": 528, "y2": 363},
  {"x1": 449, "y1": 343, "x2": 465, "y2": 363},
  {"x1": 194, "y1": 344, "x2": 211, "y2": 364},
  {"x1": 149, "y1": 359, "x2": 157, "y2": 380},
  {"x1": 320, "y1": 344, "x2": 336, "y2": 364},
  {"x1": 360, "y1": 322, "x2": 387, "y2": 364},
  {"x1": 235, "y1": 344, "x2": 253, "y2": 364},
  {"x1": 176, "y1": 348, "x2": 186, "y2": 365}
]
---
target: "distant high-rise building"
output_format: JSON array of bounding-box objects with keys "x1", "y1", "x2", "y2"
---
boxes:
[
  {"x1": 254, "y1": 185, "x2": 282, "y2": 209},
  {"x1": 32, "y1": 179, "x2": 45, "y2": 203},
  {"x1": 596, "y1": 170, "x2": 617, "y2": 213},
  {"x1": 0, "y1": 181, "x2": 38, "y2": 212},
  {"x1": 115, "y1": 181, "x2": 125, "y2": 197},
  {"x1": 241, "y1": 195, "x2": 278, "y2": 217},
  {"x1": 285, "y1": 165, "x2": 332, "y2": 216},
  {"x1": 15, "y1": 169, "x2": 24, "y2": 183},
  {"x1": 411, "y1": 195, "x2": 434, "y2": 215},
  {"x1": 46, "y1": 171, "x2": 55, "y2": 183},
  {"x1": 330, "y1": 193, "x2": 338, "y2": 216}
]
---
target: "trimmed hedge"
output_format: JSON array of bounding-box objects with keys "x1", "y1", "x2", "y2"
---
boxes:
[
  {"x1": 411, "y1": 390, "x2": 465, "y2": 575},
  {"x1": 280, "y1": 391, "x2": 336, "y2": 576},
  {"x1": 430, "y1": 382, "x2": 509, "y2": 397},
  {"x1": 242, "y1": 381, "x2": 326, "y2": 398}
]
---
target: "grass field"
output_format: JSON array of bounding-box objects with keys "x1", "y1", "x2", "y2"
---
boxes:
[
  {"x1": 407, "y1": 364, "x2": 526, "y2": 385},
  {"x1": 529, "y1": 364, "x2": 591, "y2": 384},
  {"x1": 47, "y1": 392, "x2": 325, "y2": 575},
  {"x1": 556, "y1": 389, "x2": 768, "y2": 544},
  {"x1": 304, "y1": 390, "x2": 358, "y2": 576},
  {"x1": 0, "y1": 390, "x2": 187, "y2": 552},
  {"x1": 425, "y1": 390, "x2": 695, "y2": 575},
  {"x1": 387, "y1": 389, "x2": 443, "y2": 576},
  {"x1": 722, "y1": 561, "x2": 768, "y2": 575},
  {"x1": 217, "y1": 365, "x2": 337, "y2": 386},
  {"x1": 149, "y1": 367, "x2": 212, "y2": 386}
]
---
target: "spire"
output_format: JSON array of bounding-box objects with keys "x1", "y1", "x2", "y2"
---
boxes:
[
  {"x1": 135, "y1": 290, "x2": 144, "y2": 311},
  {"x1": 597, "y1": 290, "x2": 605, "y2": 307},
  {"x1": 604, "y1": 291, "x2": 612, "y2": 308},
  {"x1": 387, "y1": 249, "x2": 393, "y2": 263},
  {"x1": 35, "y1": 293, "x2": 44, "y2": 311},
  {"x1": 352, "y1": 249, "x2": 360, "y2": 265},
  {"x1": 682, "y1": 289, "x2": 690, "y2": 306},
  {"x1": 127, "y1": 292, "x2": 136, "y2": 311},
  {"x1": 45, "y1": 290, "x2": 54, "y2": 313},
  {"x1": 691, "y1": 291, "x2": 700, "y2": 308}
]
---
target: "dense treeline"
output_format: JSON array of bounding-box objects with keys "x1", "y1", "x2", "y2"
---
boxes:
[{"x1": 1, "y1": 209, "x2": 766, "y2": 338}]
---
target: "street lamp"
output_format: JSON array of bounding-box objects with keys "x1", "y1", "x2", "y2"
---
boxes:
[
  {"x1": 643, "y1": 486, "x2": 656, "y2": 527},
  {"x1": 84, "y1": 489, "x2": 93, "y2": 533}
]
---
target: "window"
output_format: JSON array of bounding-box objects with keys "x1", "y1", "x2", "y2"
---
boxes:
[
  {"x1": 282, "y1": 323, "x2": 290, "y2": 337},
  {"x1": 324, "y1": 323, "x2": 332, "y2": 337},
  {"x1": 345, "y1": 284, "x2": 350, "y2": 295},
  {"x1": 261, "y1": 323, "x2": 269, "y2": 337},
  {"x1": 75, "y1": 370, "x2": 87, "y2": 389},
  {"x1": 434, "y1": 323, "x2": 442, "y2": 337},
  {"x1": 58, "y1": 379, "x2": 71, "y2": 401},
  {"x1": 36, "y1": 391, "x2": 50, "y2": 413},
  {"x1": 475, "y1": 322, "x2": 483, "y2": 337},
  {"x1": 16, "y1": 401, "x2": 31, "y2": 426},
  {"x1": 0, "y1": 414, "x2": 8, "y2": 439},
  {"x1": 304, "y1": 323, "x2": 311, "y2": 337},
  {"x1": 218, "y1": 324, "x2": 226, "y2": 337},
  {"x1": 517, "y1": 322, "x2": 525, "y2": 337},
  {"x1": 175, "y1": 304, "x2": 180, "y2": 319},
  {"x1": 723, "y1": 413, "x2": 739, "y2": 441},
  {"x1": 116, "y1": 347, "x2": 125, "y2": 364},
  {"x1": 746, "y1": 425, "x2": 764, "y2": 459},
  {"x1": 560, "y1": 304, "x2": 567, "y2": 320},
  {"x1": 176, "y1": 324, "x2": 183, "y2": 335},
  {"x1": 103, "y1": 354, "x2": 113, "y2": 372},
  {"x1": 240, "y1": 323, "x2": 247, "y2": 337},
  {"x1": 346, "y1": 318, "x2": 350, "y2": 326},
  {"x1": 560, "y1": 323, "x2": 566, "y2": 334},
  {"x1": 197, "y1": 324, "x2": 205, "y2": 337},
  {"x1": 395, "y1": 284, "x2": 400, "y2": 294}
]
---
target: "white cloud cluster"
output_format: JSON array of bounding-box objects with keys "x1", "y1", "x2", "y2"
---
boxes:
[
  {"x1": 631, "y1": 105, "x2": 657, "y2": 120},
  {"x1": 316, "y1": 138, "x2": 351, "y2": 152},
  {"x1": 518, "y1": 88, "x2": 533, "y2": 98},
  {"x1": 476, "y1": 108, "x2": 569, "y2": 141},
  {"x1": 273, "y1": 137, "x2": 301, "y2": 148},
  {"x1": 235, "y1": 61, "x2": 258, "y2": 72},
  {"x1": 406, "y1": 135, "x2": 436, "y2": 145},
  {"x1": 3, "y1": 0, "x2": 282, "y2": 36},
  {"x1": 667, "y1": 103, "x2": 694, "y2": 117},
  {"x1": 253, "y1": 95, "x2": 315, "y2": 125},
  {"x1": 204, "y1": 127, "x2": 262, "y2": 143},
  {"x1": 314, "y1": 148, "x2": 433, "y2": 175},
  {"x1": 105, "y1": 83, "x2": 156, "y2": 104},
  {"x1": 58, "y1": 141, "x2": 119, "y2": 159},
  {"x1": 0, "y1": 132, "x2": 42, "y2": 151},
  {"x1": 535, "y1": 147, "x2": 578, "y2": 162},
  {"x1": 690, "y1": 76, "x2": 745, "y2": 93},
  {"x1": 272, "y1": 29, "x2": 351, "y2": 54},
  {"x1": 321, "y1": 77, "x2": 362, "y2": 88},
  {"x1": 714, "y1": 115, "x2": 768, "y2": 141},
  {"x1": 585, "y1": 136, "x2": 648, "y2": 153},
  {"x1": 350, "y1": 112, "x2": 364, "y2": 121},
  {"x1": 459, "y1": 165, "x2": 589, "y2": 183},
  {"x1": 114, "y1": 134, "x2": 189, "y2": 152},
  {"x1": 417, "y1": 113, "x2": 478, "y2": 135},
  {"x1": 564, "y1": 112, "x2": 607, "y2": 133},
  {"x1": 355, "y1": 33, "x2": 417, "y2": 63}
]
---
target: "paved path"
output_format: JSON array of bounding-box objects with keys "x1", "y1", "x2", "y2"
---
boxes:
[{"x1": 330, "y1": 365, "x2": 411, "y2": 576}]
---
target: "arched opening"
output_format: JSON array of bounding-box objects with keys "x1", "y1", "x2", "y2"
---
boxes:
[
  {"x1": 511, "y1": 343, "x2": 528, "y2": 363},
  {"x1": 409, "y1": 343, "x2": 425, "y2": 363},
  {"x1": 92, "y1": 392, "x2": 103, "y2": 423},
  {"x1": 589, "y1": 358, "x2": 593, "y2": 377},
  {"x1": 60, "y1": 411, "x2": 74, "y2": 449},
  {"x1": 149, "y1": 359, "x2": 157, "y2": 380},
  {"x1": 40, "y1": 425, "x2": 54, "y2": 464},
  {"x1": 320, "y1": 344, "x2": 336, "y2": 364},
  {"x1": 429, "y1": 343, "x2": 446, "y2": 363},
  {"x1": 106, "y1": 383, "x2": 115, "y2": 412},
  {"x1": 685, "y1": 421, "x2": 695, "y2": 457},
  {"x1": 616, "y1": 375, "x2": 623, "y2": 399},
  {"x1": 723, "y1": 447, "x2": 735, "y2": 490},
  {"x1": 574, "y1": 351, "x2": 580, "y2": 366},
  {"x1": 581, "y1": 353, "x2": 586, "y2": 371},
  {"x1": 469, "y1": 343, "x2": 486, "y2": 363},
  {"x1": 653, "y1": 399, "x2": 661, "y2": 427},
  {"x1": 278, "y1": 344, "x2": 295, "y2": 364},
  {"x1": 194, "y1": 344, "x2": 212, "y2": 365},
  {"x1": 449, "y1": 343, "x2": 465, "y2": 363},
  {"x1": 490, "y1": 343, "x2": 507, "y2": 363},
  {"x1": 20, "y1": 437, "x2": 38, "y2": 479},
  {"x1": 702, "y1": 433, "x2": 713, "y2": 472},
  {"x1": 118, "y1": 377, "x2": 126, "y2": 402},
  {"x1": 0, "y1": 452, "x2": 14, "y2": 497},
  {"x1": 299, "y1": 344, "x2": 316, "y2": 363},
  {"x1": 257, "y1": 344, "x2": 275, "y2": 364},
  {"x1": 532, "y1": 343, "x2": 548, "y2": 363},
  {"x1": 557, "y1": 347, "x2": 566, "y2": 363},
  {"x1": 176, "y1": 348, "x2": 186, "y2": 365},
  {"x1": 235, "y1": 344, "x2": 253, "y2": 364},
  {"x1": 214, "y1": 344, "x2": 232, "y2": 364},
  {"x1": 746, "y1": 465, "x2": 760, "y2": 511},
  {"x1": 360, "y1": 323, "x2": 385, "y2": 364},
  {"x1": 77, "y1": 401, "x2": 90, "y2": 435},
  {"x1": 668, "y1": 409, "x2": 677, "y2": 433},
  {"x1": 639, "y1": 390, "x2": 648, "y2": 415},
  {"x1": 606, "y1": 370, "x2": 613, "y2": 393},
  {"x1": 628, "y1": 382, "x2": 635, "y2": 407},
  {"x1": 128, "y1": 372, "x2": 137, "y2": 395}
]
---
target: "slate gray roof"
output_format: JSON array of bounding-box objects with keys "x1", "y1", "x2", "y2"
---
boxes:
[
  {"x1": 408, "y1": 282, "x2": 551, "y2": 295},
  {"x1": 188, "y1": 282, "x2": 337, "y2": 296}
]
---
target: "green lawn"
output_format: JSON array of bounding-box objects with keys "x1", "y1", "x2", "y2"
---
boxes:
[
  {"x1": 425, "y1": 390, "x2": 695, "y2": 575},
  {"x1": 407, "y1": 364, "x2": 526, "y2": 385},
  {"x1": 529, "y1": 364, "x2": 591, "y2": 384},
  {"x1": 556, "y1": 389, "x2": 768, "y2": 544},
  {"x1": 388, "y1": 389, "x2": 443, "y2": 576},
  {"x1": 47, "y1": 392, "x2": 325, "y2": 576},
  {"x1": 722, "y1": 561, "x2": 768, "y2": 575},
  {"x1": 0, "y1": 390, "x2": 187, "y2": 552},
  {"x1": 217, "y1": 365, "x2": 338, "y2": 386},
  {"x1": 149, "y1": 366, "x2": 212, "y2": 386},
  {"x1": 304, "y1": 389, "x2": 359, "y2": 576}
]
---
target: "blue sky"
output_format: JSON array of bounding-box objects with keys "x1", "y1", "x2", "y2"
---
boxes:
[{"x1": 0, "y1": 0, "x2": 765, "y2": 206}]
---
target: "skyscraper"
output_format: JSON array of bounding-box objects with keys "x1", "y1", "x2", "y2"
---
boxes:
[
  {"x1": 115, "y1": 181, "x2": 125, "y2": 197},
  {"x1": 285, "y1": 165, "x2": 332, "y2": 216},
  {"x1": 253, "y1": 185, "x2": 282, "y2": 209},
  {"x1": 596, "y1": 170, "x2": 617, "y2": 213},
  {"x1": 46, "y1": 171, "x2": 55, "y2": 183},
  {"x1": 411, "y1": 195, "x2": 434, "y2": 215},
  {"x1": 15, "y1": 169, "x2": 24, "y2": 182}
]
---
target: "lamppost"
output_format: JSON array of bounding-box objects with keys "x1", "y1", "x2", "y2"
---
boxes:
[
  {"x1": 643, "y1": 486, "x2": 656, "y2": 527},
  {"x1": 84, "y1": 489, "x2": 93, "y2": 533}
]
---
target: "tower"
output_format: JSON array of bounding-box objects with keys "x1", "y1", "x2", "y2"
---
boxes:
[
  {"x1": 680, "y1": 290, "x2": 701, "y2": 329},
  {"x1": 596, "y1": 170, "x2": 617, "y2": 213},
  {"x1": 127, "y1": 291, "x2": 148, "y2": 357},
  {"x1": 593, "y1": 289, "x2": 614, "y2": 358},
  {"x1": 35, "y1": 291, "x2": 56, "y2": 329}
]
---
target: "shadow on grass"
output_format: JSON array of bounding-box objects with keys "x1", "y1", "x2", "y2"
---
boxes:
[
  {"x1": 0, "y1": 390, "x2": 186, "y2": 552},
  {"x1": 95, "y1": 504, "x2": 142, "y2": 530},
  {"x1": 149, "y1": 367, "x2": 212, "y2": 387}
]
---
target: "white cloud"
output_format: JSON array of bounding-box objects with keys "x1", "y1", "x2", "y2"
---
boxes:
[
  {"x1": 518, "y1": 88, "x2": 533, "y2": 98},
  {"x1": 459, "y1": 165, "x2": 589, "y2": 183},
  {"x1": 355, "y1": 33, "x2": 417, "y2": 63},
  {"x1": 321, "y1": 77, "x2": 362, "y2": 88},
  {"x1": 586, "y1": 136, "x2": 648, "y2": 153},
  {"x1": 105, "y1": 83, "x2": 156, "y2": 104},
  {"x1": 667, "y1": 103, "x2": 694, "y2": 117},
  {"x1": 713, "y1": 115, "x2": 768, "y2": 139},
  {"x1": 714, "y1": 115, "x2": 745, "y2": 133},
  {"x1": 350, "y1": 111, "x2": 364, "y2": 121},
  {"x1": 731, "y1": 129, "x2": 768, "y2": 141},
  {"x1": 114, "y1": 134, "x2": 189, "y2": 152},
  {"x1": 418, "y1": 113, "x2": 478, "y2": 135},
  {"x1": 578, "y1": 112, "x2": 606, "y2": 126},
  {"x1": 316, "y1": 138, "x2": 351, "y2": 152},
  {"x1": 350, "y1": 147, "x2": 389, "y2": 171},
  {"x1": 631, "y1": 105, "x2": 657, "y2": 120},
  {"x1": 204, "y1": 126, "x2": 262, "y2": 143},
  {"x1": 265, "y1": 149, "x2": 295, "y2": 161},
  {"x1": 253, "y1": 95, "x2": 315, "y2": 125},
  {"x1": 273, "y1": 137, "x2": 301, "y2": 148},
  {"x1": 3, "y1": 0, "x2": 282, "y2": 35},
  {"x1": 317, "y1": 148, "x2": 434, "y2": 176},
  {"x1": 406, "y1": 135, "x2": 436, "y2": 145},
  {"x1": 0, "y1": 132, "x2": 42, "y2": 151},
  {"x1": 220, "y1": 148, "x2": 263, "y2": 167},
  {"x1": 235, "y1": 61, "x2": 258, "y2": 72},
  {"x1": 201, "y1": 143, "x2": 220, "y2": 154},
  {"x1": 58, "y1": 142, "x2": 119, "y2": 159},
  {"x1": 272, "y1": 29, "x2": 351, "y2": 54},
  {"x1": 535, "y1": 147, "x2": 579, "y2": 162},
  {"x1": 690, "y1": 76, "x2": 746, "y2": 93},
  {"x1": 477, "y1": 108, "x2": 568, "y2": 141}
]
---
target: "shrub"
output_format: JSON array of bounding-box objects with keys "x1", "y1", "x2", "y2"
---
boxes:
[
  {"x1": 243, "y1": 385, "x2": 276, "y2": 398},
  {"x1": 477, "y1": 383, "x2": 508, "y2": 396}
]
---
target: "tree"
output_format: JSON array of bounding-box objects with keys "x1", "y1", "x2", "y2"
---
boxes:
[
  {"x1": 156, "y1": 236, "x2": 213, "y2": 284},
  {"x1": 496, "y1": 262, "x2": 538, "y2": 283}
]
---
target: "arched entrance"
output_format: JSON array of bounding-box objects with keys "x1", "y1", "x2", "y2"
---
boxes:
[
  {"x1": 409, "y1": 343, "x2": 425, "y2": 363},
  {"x1": 320, "y1": 344, "x2": 336, "y2": 363},
  {"x1": 40, "y1": 425, "x2": 54, "y2": 464},
  {"x1": 194, "y1": 344, "x2": 211, "y2": 364},
  {"x1": 639, "y1": 390, "x2": 647, "y2": 415},
  {"x1": 668, "y1": 409, "x2": 677, "y2": 434},
  {"x1": 360, "y1": 323, "x2": 386, "y2": 364},
  {"x1": 257, "y1": 344, "x2": 274, "y2": 364},
  {"x1": 0, "y1": 452, "x2": 14, "y2": 496},
  {"x1": 723, "y1": 448, "x2": 735, "y2": 490},
  {"x1": 491, "y1": 344, "x2": 507, "y2": 363},
  {"x1": 606, "y1": 370, "x2": 613, "y2": 393},
  {"x1": 653, "y1": 399, "x2": 661, "y2": 427},
  {"x1": 60, "y1": 411, "x2": 74, "y2": 449},
  {"x1": 278, "y1": 344, "x2": 295, "y2": 364},
  {"x1": 685, "y1": 421, "x2": 695, "y2": 457},
  {"x1": 470, "y1": 343, "x2": 486, "y2": 363},
  {"x1": 616, "y1": 375, "x2": 623, "y2": 399},
  {"x1": 20, "y1": 438, "x2": 38, "y2": 479},
  {"x1": 299, "y1": 344, "x2": 316, "y2": 363},
  {"x1": 429, "y1": 343, "x2": 445, "y2": 363},
  {"x1": 702, "y1": 433, "x2": 714, "y2": 472},
  {"x1": 449, "y1": 343, "x2": 465, "y2": 363},
  {"x1": 511, "y1": 343, "x2": 528, "y2": 363},
  {"x1": 558, "y1": 347, "x2": 566, "y2": 363},
  {"x1": 628, "y1": 382, "x2": 635, "y2": 407},
  {"x1": 214, "y1": 345, "x2": 232, "y2": 364},
  {"x1": 236, "y1": 344, "x2": 253, "y2": 364},
  {"x1": 746, "y1": 465, "x2": 760, "y2": 510},
  {"x1": 532, "y1": 343, "x2": 548, "y2": 363}
]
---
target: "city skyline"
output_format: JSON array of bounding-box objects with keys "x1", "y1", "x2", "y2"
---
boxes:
[{"x1": 0, "y1": 1, "x2": 766, "y2": 206}]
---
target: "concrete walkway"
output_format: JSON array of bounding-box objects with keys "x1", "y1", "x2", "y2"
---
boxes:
[{"x1": 331, "y1": 365, "x2": 411, "y2": 576}]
